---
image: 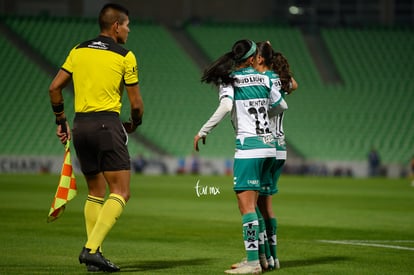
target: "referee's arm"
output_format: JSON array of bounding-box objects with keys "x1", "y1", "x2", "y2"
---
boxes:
[
  {"x1": 49, "y1": 69, "x2": 72, "y2": 143},
  {"x1": 126, "y1": 84, "x2": 144, "y2": 131},
  {"x1": 49, "y1": 69, "x2": 72, "y2": 112}
]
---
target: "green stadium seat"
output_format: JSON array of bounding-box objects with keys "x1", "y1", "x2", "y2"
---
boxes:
[{"x1": 1, "y1": 17, "x2": 412, "y2": 164}]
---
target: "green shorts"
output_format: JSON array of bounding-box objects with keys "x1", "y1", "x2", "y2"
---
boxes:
[
  {"x1": 233, "y1": 157, "x2": 276, "y2": 192},
  {"x1": 260, "y1": 159, "x2": 285, "y2": 196}
]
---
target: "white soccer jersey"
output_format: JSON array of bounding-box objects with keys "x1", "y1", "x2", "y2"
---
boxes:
[
  {"x1": 263, "y1": 70, "x2": 287, "y2": 160},
  {"x1": 220, "y1": 67, "x2": 284, "y2": 159}
]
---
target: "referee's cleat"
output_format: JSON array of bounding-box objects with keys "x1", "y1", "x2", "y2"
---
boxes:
[
  {"x1": 86, "y1": 264, "x2": 101, "y2": 272},
  {"x1": 79, "y1": 247, "x2": 120, "y2": 272}
]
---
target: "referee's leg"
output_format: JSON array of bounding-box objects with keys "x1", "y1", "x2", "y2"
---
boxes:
[
  {"x1": 105, "y1": 170, "x2": 131, "y2": 202},
  {"x1": 85, "y1": 170, "x2": 130, "y2": 252},
  {"x1": 84, "y1": 173, "x2": 106, "y2": 250}
]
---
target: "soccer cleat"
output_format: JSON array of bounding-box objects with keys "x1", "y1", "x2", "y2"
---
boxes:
[
  {"x1": 86, "y1": 264, "x2": 101, "y2": 272},
  {"x1": 79, "y1": 247, "x2": 120, "y2": 272},
  {"x1": 266, "y1": 256, "x2": 275, "y2": 270},
  {"x1": 274, "y1": 258, "x2": 280, "y2": 269},
  {"x1": 230, "y1": 258, "x2": 246, "y2": 269},
  {"x1": 259, "y1": 254, "x2": 268, "y2": 270},
  {"x1": 225, "y1": 261, "x2": 262, "y2": 274}
]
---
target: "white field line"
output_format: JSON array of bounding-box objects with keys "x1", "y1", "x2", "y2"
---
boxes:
[
  {"x1": 318, "y1": 240, "x2": 414, "y2": 251},
  {"x1": 321, "y1": 240, "x2": 414, "y2": 243}
]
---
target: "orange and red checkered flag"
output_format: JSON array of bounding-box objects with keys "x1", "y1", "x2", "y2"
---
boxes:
[{"x1": 47, "y1": 142, "x2": 77, "y2": 223}]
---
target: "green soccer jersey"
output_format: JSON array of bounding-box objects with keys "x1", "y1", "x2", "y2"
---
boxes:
[
  {"x1": 219, "y1": 67, "x2": 284, "y2": 159},
  {"x1": 262, "y1": 70, "x2": 287, "y2": 160}
]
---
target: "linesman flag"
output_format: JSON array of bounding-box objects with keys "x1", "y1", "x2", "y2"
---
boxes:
[{"x1": 47, "y1": 142, "x2": 77, "y2": 223}]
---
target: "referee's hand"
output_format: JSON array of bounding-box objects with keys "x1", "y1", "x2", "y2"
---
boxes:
[
  {"x1": 122, "y1": 121, "x2": 137, "y2": 133},
  {"x1": 56, "y1": 121, "x2": 71, "y2": 144}
]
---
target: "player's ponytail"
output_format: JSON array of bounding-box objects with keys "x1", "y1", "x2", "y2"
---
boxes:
[
  {"x1": 202, "y1": 39, "x2": 255, "y2": 86},
  {"x1": 201, "y1": 51, "x2": 235, "y2": 85},
  {"x1": 256, "y1": 41, "x2": 293, "y2": 92},
  {"x1": 273, "y1": 52, "x2": 293, "y2": 92}
]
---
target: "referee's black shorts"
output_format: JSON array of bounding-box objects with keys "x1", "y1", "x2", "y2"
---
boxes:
[{"x1": 72, "y1": 112, "x2": 130, "y2": 175}]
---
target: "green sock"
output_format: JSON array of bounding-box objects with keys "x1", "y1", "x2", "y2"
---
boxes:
[
  {"x1": 263, "y1": 229, "x2": 272, "y2": 260},
  {"x1": 255, "y1": 207, "x2": 266, "y2": 257},
  {"x1": 242, "y1": 212, "x2": 259, "y2": 262},
  {"x1": 265, "y1": 218, "x2": 278, "y2": 259}
]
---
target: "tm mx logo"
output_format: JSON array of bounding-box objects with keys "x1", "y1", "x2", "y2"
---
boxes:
[{"x1": 194, "y1": 179, "x2": 220, "y2": 197}]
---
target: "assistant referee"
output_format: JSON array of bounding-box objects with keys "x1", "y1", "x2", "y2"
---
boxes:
[{"x1": 48, "y1": 3, "x2": 143, "y2": 272}]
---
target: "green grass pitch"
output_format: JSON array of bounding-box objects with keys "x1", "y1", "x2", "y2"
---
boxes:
[{"x1": 0, "y1": 174, "x2": 413, "y2": 274}]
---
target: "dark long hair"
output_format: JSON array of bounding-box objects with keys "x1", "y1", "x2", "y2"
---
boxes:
[
  {"x1": 256, "y1": 41, "x2": 293, "y2": 92},
  {"x1": 202, "y1": 39, "x2": 256, "y2": 86}
]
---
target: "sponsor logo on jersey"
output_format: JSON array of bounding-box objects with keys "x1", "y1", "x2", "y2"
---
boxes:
[
  {"x1": 234, "y1": 75, "x2": 266, "y2": 87},
  {"x1": 88, "y1": 41, "x2": 109, "y2": 50}
]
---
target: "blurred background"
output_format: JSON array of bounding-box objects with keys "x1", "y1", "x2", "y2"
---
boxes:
[{"x1": 0, "y1": 0, "x2": 413, "y2": 177}]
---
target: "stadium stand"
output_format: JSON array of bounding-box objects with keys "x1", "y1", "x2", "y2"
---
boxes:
[
  {"x1": 0, "y1": 17, "x2": 236, "y2": 158},
  {"x1": 186, "y1": 23, "x2": 413, "y2": 163},
  {"x1": 185, "y1": 23, "x2": 331, "y2": 159},
  {"x1": 123, "y1": 22, "x2": 236, "y2": 158},
  {"x1": 320, "y1": 27, "x2": 414, "y2": 163},
  {"x1": 0, "y1": 32, "x2": 67, "y2": 155},
  {"x1": 0, "y1": 16, "x2": 412, "y2": 165},
  {"x1": 0, "y1": 17, "x2": 153, "y2": 157}
]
